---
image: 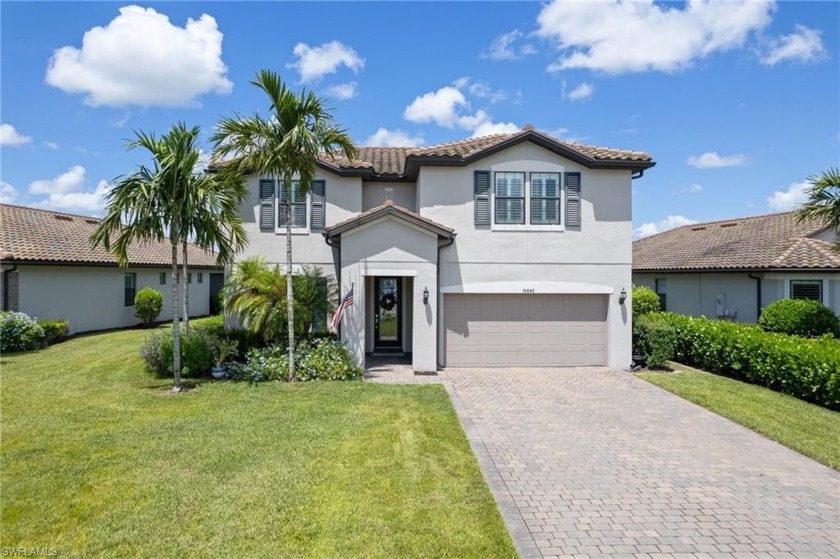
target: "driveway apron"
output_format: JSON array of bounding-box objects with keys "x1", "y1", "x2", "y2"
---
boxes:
[{"x1": 441, "y1": 368, "x2": 840, "y2": 559}]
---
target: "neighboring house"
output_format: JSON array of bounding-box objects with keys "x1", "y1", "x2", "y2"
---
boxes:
[
  {"x1": 633, "y1": 211, "x2": 840, "y2": 323},
  {"x1": 0, "y1": 204, "x2": 224, "y2": 333},
  {"x1": 229, "y1": 126, "x2": 655, "y2": 371}
]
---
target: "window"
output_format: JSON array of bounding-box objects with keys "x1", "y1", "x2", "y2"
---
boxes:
[
  {"x1": 125, "y1": 273, "x2": 136, "y2": 307},
  {"x1": 278, "y1": 180, "x2": 307, "y2": 229},
  {"x1": 791, "y1": 280, "x2": 822, "y2": 301},
  {"x1": 159, "y1": 272, "x2": 166, "y2": 285},
  {"x1": 530, "y1": 173, "x2": 561, "y2": 225},
  {"x1": 198, "y1": 273, "x2": 203, "y2": 284},
  {"x1": 494, "y1": 172, "x2": 525, "y2": 224},
  {"x1": 188, "y1": 273, "x2": 193, "y2": 284},
  {"x1": 655, "y1": 278, "x2": 667, "y2": 311}
]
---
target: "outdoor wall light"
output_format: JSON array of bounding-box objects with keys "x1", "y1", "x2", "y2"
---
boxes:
[
  {"x1": 618, "y1": 287, "x2": 627, "y2": 305},
  {"x1": 423, "y1": 287, "x2": 429, "y2": 305}
]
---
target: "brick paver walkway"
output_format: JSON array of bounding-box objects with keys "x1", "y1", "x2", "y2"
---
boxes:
[{"x1": 370, "y1": 366, "x2": 840, "y2": 558}]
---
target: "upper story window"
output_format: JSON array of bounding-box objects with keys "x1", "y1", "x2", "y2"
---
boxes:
[
  {"x1": 259, "y1": 179, "x2": 326, "y2": 234},
  {"x1": 476, "y1": 170, "x2": 579, "y2": 230},
  {"x1": 790, "y1": 279, "x2": 821, "y2": 301},
  {"x1": 494, "y1": 172, "x2": 525, "y2": 225},
  {"x1": 279, "y1": 181, "x2": 308, "y2": 229},
  {"x1": 530, "y1": 173, "x2": 561, "y2": 225}
]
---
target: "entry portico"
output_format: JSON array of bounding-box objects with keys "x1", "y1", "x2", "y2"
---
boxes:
[{"x1": 324, "y1": 201, "x2": 455, "y2": 372}]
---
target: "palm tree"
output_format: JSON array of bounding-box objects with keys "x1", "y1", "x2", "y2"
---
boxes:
[
  {"x1": 211, "y1": 69, "x2": 355, "y2": 380},
  {"x1": 295, "y1": 265, "x2": 338, "y2": 334},
  {"x1": 222, "y1": 257, "x2": 304, "y2": 344},
  {"x1": 91, "y1": 123, "x2": 249, "y2": 392},
  {"x1": 796, "y1": 167, "x2": 840, "y2": 250}
]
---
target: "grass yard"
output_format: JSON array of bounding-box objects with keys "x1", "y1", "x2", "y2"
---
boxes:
[
  {"x1": 1, "y1": 325, "x2": 515, "y2": 558},
  {"x1": 638, "y1": 364, "x2": 840, "y2": 471}
]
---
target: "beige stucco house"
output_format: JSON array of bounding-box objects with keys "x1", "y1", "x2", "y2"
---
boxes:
[
  {"x1": 633, "y1": 211, "x2": 840, "y2": 323},
  {"x1": 233, "y1": 127, "x2": 655, "y2": 371},
  {"x1": 0, "y1": 204, "x2": 224, "y2": 333}
]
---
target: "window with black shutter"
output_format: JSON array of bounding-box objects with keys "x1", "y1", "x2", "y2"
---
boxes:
[{"x1": 790, "y1": 280, "x2": 822, "y2": 301}]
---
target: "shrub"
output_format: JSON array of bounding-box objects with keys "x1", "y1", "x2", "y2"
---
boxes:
[
  {"x1": 632, "y1": 285, "x2": 661, "y2": 321},
  {"x1": 195, "y1": 315, "x2": 261, "y2": 359},
  {"x1": 139, "y1": 328, "x2": 218, "y2": 378},
  {"x1": 39, "y1": 320, "x2": 69, "y2": 345},
  {"x1": 633, "y1": 315, "x2": 676, "y2": 368},
  {"x1": 297, "y1": 338, "x2": 364, "y2": 381},
  {"x1": 134, "y1": 287, "x2": 164, "y2": 326},
  {"x1": 635, "y1": 312, "x2": 840, "y2": 409},
  {"x1": 228, "y1": 339, "x2": 362, "y2": 383},
  {"x1": 0, "y1": 311, "x2": 45, "y2": 353},
  {"x1": 758, "y1": 299, "x2": 840, "y2": 338}
]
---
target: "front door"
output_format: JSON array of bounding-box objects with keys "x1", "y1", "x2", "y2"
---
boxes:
[{"x1": 374, "y1": 277, "x2": 401, "y2": 350}]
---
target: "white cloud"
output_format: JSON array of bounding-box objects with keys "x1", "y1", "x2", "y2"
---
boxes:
[
  {"x1": 404, "y1": 86, "x2": 470, "y2": 128},
  {"x1": 363, "y1": 128, "x2": 424, "y2": 147},
  {"x1": 471, "y1": 120, "x2": 520, "y2": 138},
  {"x1": 687, "y1": 151, "x2": 748, "y2": 168},
  {"x1": 37, "y1": 180, "x2": 112, "y2": 214},
  {"x1": 481, "y1": 30, "x2": 537, "y2": 60},
  {"x1": 567, "y1": 82, "x2": 594, "y2": 101},
  {"x1": 29, "y1": 165, "x2": 87, "y2": 195},
  {"x1": 455, "y1": 77, "x2": 509, "y2": 103},
  {"x1": 537, "y1": 0, "x2": 774, "y2": 74},
  {"x1": 45, "y1": 6, "x2": 232, "y2": 107},
  {"x1": 682, "y1": 183, "x2": 703, "y2": 194},
  {"x1": 404, "y1": 84, "x2": 519, "y2": 137},
  {"x1": 42, "y1": 141, "x2": 59, "y2": 149},
  {"x1": 0, "y1": 123, "x2": 32, "y2": 146},
  {"x1": 761, "y1": 24, "x2": 827, "y2": 66},
  {"x1": 324, "y1": 82, "x2": 358, "y2": 100},
  {"x1": 766, "y1": 180, "x2": 809, "y2": 211},
  {"x1": 634, "y1": 215, "x2": 698, "y2": 239},
  {"x1": 1, "y1": 181, "x2": 18, "y2": 204},
  {"x1": 288, "y1": 41, "x2": 364, "y2": 83}
]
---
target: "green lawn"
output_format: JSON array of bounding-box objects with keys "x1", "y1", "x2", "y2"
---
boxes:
[
  {"x1": 1, "y1": 325, "x2": 515, "y2": 558},
  {"x1": 638, "y1": 364, "x2": 840, "y2": 471}
]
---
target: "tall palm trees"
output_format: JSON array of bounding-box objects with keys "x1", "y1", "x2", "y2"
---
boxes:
[
  {"x1": 212, "y1": 69, "x2": 355, "y2": 380},
  {"x1": 91, "y1": 123, "x2": 248, "y2": 391},
  {"x1": 797, "y1": 167, "x2": 840, "y2": 250}
]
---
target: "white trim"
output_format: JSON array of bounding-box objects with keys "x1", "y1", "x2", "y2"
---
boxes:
[
  {"x1": 361, "y1": 269, "x2": 418, "y2": 277},
  {"x1": 341, "y1": 214, "x2": 440, "y2": 239},
  {"x1": 440, "y1": 281, "x2": 615, "y2": 295}
]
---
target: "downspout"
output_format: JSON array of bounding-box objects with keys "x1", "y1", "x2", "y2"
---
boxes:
[
  {"x1": 631, "y1": 170, "x2": 645, "y2": 180},
  {"x1": 2, "y1": 263, "x2": 17, "y2": 311},
  {"x1": 436, "y1": 234, "x2": 457, "y2": 369},
  {"x1": 748, "y1": 273, "x2": 762, "y2": 321}
]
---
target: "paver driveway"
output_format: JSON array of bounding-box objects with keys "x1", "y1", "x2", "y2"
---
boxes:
[{"x1": 440, "y1": 368, "x2": 840, "y2": 559}]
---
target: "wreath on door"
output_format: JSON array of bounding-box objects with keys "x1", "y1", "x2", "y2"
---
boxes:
[{"x1": 379, "y1": 293, "x2": 397, "y2": 311}]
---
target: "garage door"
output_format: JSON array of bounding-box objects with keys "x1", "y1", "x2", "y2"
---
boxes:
[{"x1": 444, "y1": 294, "x2": 608, "y2": 367}]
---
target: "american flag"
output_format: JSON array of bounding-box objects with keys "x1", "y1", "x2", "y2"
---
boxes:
[{"x1": 330, "y1": 285, "x2": 354, "y2": 330}]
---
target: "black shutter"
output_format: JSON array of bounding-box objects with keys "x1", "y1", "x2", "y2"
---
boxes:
[
  {"x1": 565, "y1": 172, "x2": 581, "y2": 227},
  {"x1": 310, "y1": 180, "x2": 325, "y2": 230},
  {"x1": 259, "y1": 179, "x2": 275, "y2": 229},
  {"x1": 474, "y1": 170, "x2": 490, "y2": 225}
]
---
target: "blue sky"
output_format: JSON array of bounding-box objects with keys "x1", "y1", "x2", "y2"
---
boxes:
[{"x1": 1, "y1": 1, "x2": 838, "y2": 237}]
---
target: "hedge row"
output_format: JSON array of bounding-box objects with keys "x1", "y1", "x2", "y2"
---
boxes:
[{"x1": 636, "y1": 312, "x2": 840, "y2": 410}]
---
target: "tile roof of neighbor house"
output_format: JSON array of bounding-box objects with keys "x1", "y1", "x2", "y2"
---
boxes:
[
  {"x1": 324, "y1": 200, "x2": 455, "y2": 238},
  {"x1": 210, "y1": 127, "x2": 654, "y2": 178},
  {"x1": 633, "y1": 211, "x2": 840, "y2": 271},
  {"x1": 0, "y1": 204, "x2": 221, "y2": 268}
]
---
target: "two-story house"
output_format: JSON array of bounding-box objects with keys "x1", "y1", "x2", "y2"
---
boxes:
[{"x1": 234, "y1": 126, "x2": 654, "y2": 372}]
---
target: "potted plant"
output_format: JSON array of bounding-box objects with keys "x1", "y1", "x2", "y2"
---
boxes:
[{"x1": 211, "y1": 337, "x2": 238, "y2": 379}]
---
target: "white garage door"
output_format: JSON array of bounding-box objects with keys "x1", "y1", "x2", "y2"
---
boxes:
[{"x1": 444, "y1": 294, "x2": 608, "y2": 367}]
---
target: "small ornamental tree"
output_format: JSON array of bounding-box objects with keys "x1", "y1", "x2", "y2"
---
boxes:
[
  {"x1": 632, "y1": 285, "x2": 661, "y2": 321},
  {"x1": 135, "y1": 286, "x2": 164, "y2": 326}
]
